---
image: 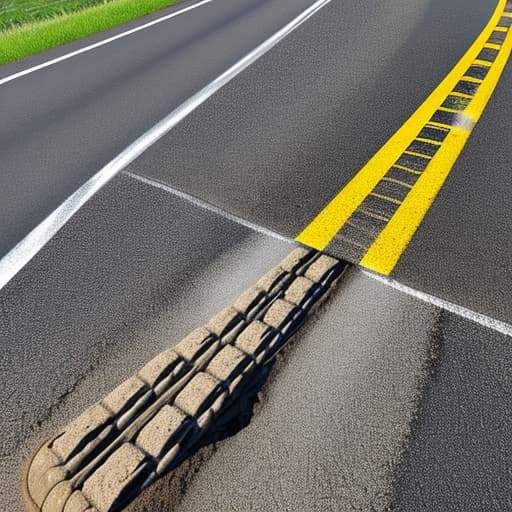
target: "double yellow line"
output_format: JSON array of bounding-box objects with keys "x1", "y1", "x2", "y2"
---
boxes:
[{"x1": 297, "y1": 0, "x2": 512, "y2": 274}]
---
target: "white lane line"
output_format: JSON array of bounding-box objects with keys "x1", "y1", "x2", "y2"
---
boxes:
[
  {"x1": 363, "y1": 269, "x2": 512, "y2": 338},
  {"x1": 0, "y1": 0, "x2": 215, "y2": 86},
  {"x1": 125, "y1": 171, "x2": 295, "y2": 244},
  {"x1": 0, "y1": 0, "x2": 331, "y2": 291}
]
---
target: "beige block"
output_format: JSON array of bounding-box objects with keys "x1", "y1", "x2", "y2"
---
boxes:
[
  {"x1": 30, "y1": 465, "x2": 68, "y2": 508},
  {"x1": 64, "y1": 491, "x2": 92, "y2": 512},
  {"x1": 102, "y1": 376, "x2": 146, "y2": 416},
  {"x1": 235, "y1": 321, "x2": 271, "y2": 356},
  {"x1": 52, "y1": 404, "x2": 111, "y2": 462},
  {"x1": 206, "y1": 307, "x2": 241, "y2": 337},
  {"x1": 206, "y1": 345, "x2": 247, "y2": 381},
  {"x1": 138, "y1": 349, "x2": 180, "y2": 386},
  {"x1": 233, "y1": 287, "x2": 265, "y2": 316},
  {"x1": 27, "y1": 445, "x2": 61, "y2": 504},
  {"x1": 255, "y1": 267, "x2": 287, "y2": 293},
  {"x1": 136, "y1": 405, "x2": 186, "y2": 458},
  {"x1": 284, "y1": 276, "x2": 315, "y2": 306},
  {"x1": 82, "y1": 443, "x2": 145, "y2": 512},
  {"x1": 279, "y1": 247, "x2": 312, "y2": 272},
  {"x1": 263, "y1": 300, "x2": 295, "y2": 329},
  {"x1": 304, "y1": 254, "x2": 339, "y2": 283},
  {"x1": 173, "y1": 327, "x2": 212, "y2": 362},
  {"x1": 174, "y1": 372, "x2": 219, "y2": 417},
  {"x1": 42, "y1": 480, "x2": 72, "y2": 512}
]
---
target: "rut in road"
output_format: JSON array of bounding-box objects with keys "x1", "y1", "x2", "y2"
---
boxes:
[{"x1": 25, "y1": 247, "x2": 348, "y2": 512}]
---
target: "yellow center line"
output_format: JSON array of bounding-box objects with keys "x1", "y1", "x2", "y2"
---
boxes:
[
  {"x1": 415, "y1": 136, "x2": 442, "y2": 145},
  {"x1": 381, "y1": 176, "x2": 413, "y2": 188},
  {"x1": 390, "y1": 164, "x2": 422, "y2": 174},
  {"x1": 403, "y1": 149, "x2": 433, "y2": 159},
  {"x1": 486, "y1": 42, "x2": 502, "y2": 49},
  {"x1": 296, "y1": 0, "x2": 511, "y2": 275},
  {"x1": 423, "y1": 120, "x2": 452, "y2": 129},
  {"x1": 437, "y1": 106, "x2": 461, "y2": 113},
  {"x1": 473, "y1": 58, "x2": 493, "y2": 66},
  {"x1": 368, "y1": 192, "x2": 402, "y2": 205},
  {"x1": 460, "y1": 75, "x2": 483, "y2": 83},
  {"x1": 362, "y1": 14, "x2": 512, "y2": 273},
  {"x1": 449, "y1": 91, "x2": 474, "y2": 99}
]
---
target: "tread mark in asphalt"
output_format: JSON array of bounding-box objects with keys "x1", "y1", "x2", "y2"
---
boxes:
[{"x1": 25, "y1": 248, "x2": 349, "y2": 512}]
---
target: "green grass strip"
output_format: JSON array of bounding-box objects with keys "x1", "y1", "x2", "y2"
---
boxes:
[{"x1": 0, "y1": 0, "x2": 180, "y2": 66}]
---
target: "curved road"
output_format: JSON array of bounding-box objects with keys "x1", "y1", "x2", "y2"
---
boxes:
[{"x1": 1, "y1": 0, "x2": 512, "y2": 510}]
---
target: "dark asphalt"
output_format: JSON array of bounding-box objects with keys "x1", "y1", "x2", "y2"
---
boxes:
[
  {"x1": 1, "y1": 0, "x2": 507, "y2": 324},
  {"x1": 1, "y1": 1, "x2": 512, "y2": 510},
  {"x1": 0, "y1": 0, "x2": 315, "y2": 258},
  {"x1": 127, "y1": 0, "x2": 507, "y2": 322},
  {"x1": 392, "y1": 40, "x2": 512, "y2": 324},
  {"x1": 2, "y1": 170, "x2": 511, "y2": 511}
]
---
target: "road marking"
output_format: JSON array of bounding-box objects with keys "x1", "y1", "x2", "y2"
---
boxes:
[
  {"x1": 0, "y1": 0, "x2": 331, "y2": 291},
  {"x1": 364, "y1": 269, "x2": 512, "y2": 338},
  {"x1": 0, "y1": 0, "x2": 215, "y2": 86},
  {"x1": 125, "y1": 171, "x2": 293, "y2": 244},
  {"x1": 296, "y1": 0, "x2": 512, "y2": 275}
]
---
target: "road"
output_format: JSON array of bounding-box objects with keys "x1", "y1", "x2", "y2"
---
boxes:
[{"x1": 1, "y1": 0, "x2": 512, "y2": 510}]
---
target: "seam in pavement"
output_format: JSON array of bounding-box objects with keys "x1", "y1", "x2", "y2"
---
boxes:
[
  {"x1": 387, "y1": 307, "x2": 446, "y2": 511},
  {"x1": 363, "y1": 269, "x2": 512, "y2": 337},
  {"x1": 0, "y1": 0, "x2": 330, "y2": 292},
  {"x1": 124, "y1": 171, "x2": 294, "y2": 244}
]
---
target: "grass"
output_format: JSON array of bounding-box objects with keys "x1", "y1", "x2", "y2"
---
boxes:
[{"x1": 0, "y1": 0, "x2": 181, "y2": 66}]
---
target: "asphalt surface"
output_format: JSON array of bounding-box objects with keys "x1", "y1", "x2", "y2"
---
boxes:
[
  {"x1": 3, "y1": 171, "x2": 509, "y2": 510},
  {"x1": 137, "y1": 267, "x2": 436, "y2": 512},
  {"x1": 1, "y1": 0, "x2": 512, "y2": 510},
  {"x1": 1, "y1": 0, "x2": 509, "y2": 324},
  {"x1": 392, "y1": 43, "x2": 512, "y2": 324},
  {"x1": 127, "y1": 0, "x2": 510, "y2": 322},
  {"x1": 0, "y1": 172, "x2": 294, "y2": 511},
  {"x1": 0, "y1": 0, "x2": 316, "y2": 258}
]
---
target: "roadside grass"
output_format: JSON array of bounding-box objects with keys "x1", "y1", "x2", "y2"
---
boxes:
[
  {"x1": 0, "y1": 0, "x2": 108, "y2": 31},
  {"x1": 0, "y1": 0, "x2": 180, "y2": 66}
]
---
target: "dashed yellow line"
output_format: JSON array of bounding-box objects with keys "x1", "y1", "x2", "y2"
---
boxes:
[{"x1": 297, "y1": 0, "x2": 511, "y2": 275}]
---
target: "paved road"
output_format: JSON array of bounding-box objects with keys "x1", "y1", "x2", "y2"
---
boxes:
[
  {"x1": 0, "y1": 172, "x2": 294, "y2": 510},
  {"x1": 128, "y1": 0, "x2": 512, "y2": 323},
  {"x1": 1, "y1": 0, "x2": 510, "y2": 324},
  {"x1": 0, "y1": 0, "x2": 315, "y2": 258},
  {"x1": 1, "y1": 0, "x2": 512, "y2": 510},
  {"x1": 4, "y1": 173, "x2": 511, "y2": 511}
]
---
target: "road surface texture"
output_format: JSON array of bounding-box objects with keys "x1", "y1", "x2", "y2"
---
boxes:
[{"x1": 1, "y1": 0, "x2": 511, "y2": 511}]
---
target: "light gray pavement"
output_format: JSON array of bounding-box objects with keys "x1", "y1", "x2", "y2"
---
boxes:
[
  {"x1": 1, "y1": 171, "x2": 511, "y2": 511},
  {"x1": 393, "y1": 313, "x2": 512, "y2": 512},
  {"x1": 128, "y1": 260, "x2": 512, "y2": 512},
  {"x1": 151, "y1": 267, "x2": 437, "y2": 512},
  {"x1": 2, "y1": 1, "x2": 512, "y2": 510},
  {"x1": 0, "y1": 172, "x2": 294, "y2": 511}
]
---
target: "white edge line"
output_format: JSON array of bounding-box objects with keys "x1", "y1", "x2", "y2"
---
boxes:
[
  {"x1": 0, "y1": 0, "x2": 215, "y2": 86},
  {"x1": 0, "y1": 0, "x2": 331, "y2": 290},
  {"x1": 125, "y1": 171, "x2": 295, "y2": 244},
  {"x1": 363, "y1": 269, "x2": 512, "y2": 338}
]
